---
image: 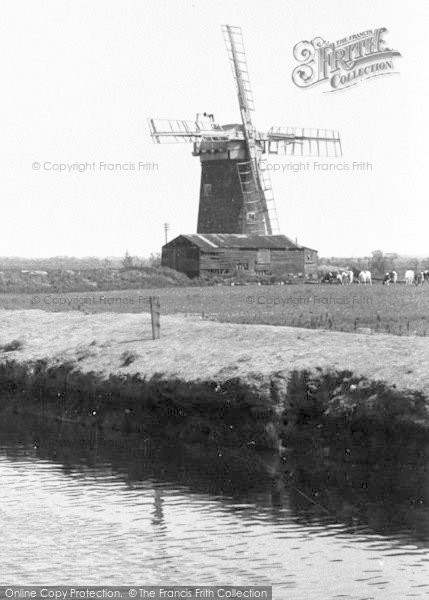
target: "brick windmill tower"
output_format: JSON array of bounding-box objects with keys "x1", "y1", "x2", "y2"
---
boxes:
[{"x1": 148, "y1": 25, "x2": 342, "y2": 237}]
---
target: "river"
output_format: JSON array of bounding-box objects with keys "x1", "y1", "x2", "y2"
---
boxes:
[{"x1": 0, "y1": 413, "x2": 428, "y2": 599}]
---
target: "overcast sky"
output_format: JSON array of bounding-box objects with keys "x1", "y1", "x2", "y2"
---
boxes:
[{"x1": 1, "y1": 0, "x2": 428, "y2": 258}]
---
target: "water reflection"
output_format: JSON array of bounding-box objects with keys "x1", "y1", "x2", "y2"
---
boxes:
[{"x1": 0, "y1": 411, "x2": 428, "y2": 598}]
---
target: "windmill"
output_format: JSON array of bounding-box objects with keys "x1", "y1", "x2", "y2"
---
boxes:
[{"x1": 148, "y1": 25, "x2": 342, "y2": 236}]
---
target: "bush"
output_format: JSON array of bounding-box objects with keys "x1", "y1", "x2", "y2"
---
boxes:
[
  {"x1": 0, "y1": 340, "x2": 24, "y2": 352},
  {"x1": 120, "y1": 350, "x2": 139, "y2": 367}
]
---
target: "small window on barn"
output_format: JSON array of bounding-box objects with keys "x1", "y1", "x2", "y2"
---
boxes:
[
  {"x1": 237, "y1": 262, "x2": 248, "y2": 271},
  {"x1": 203, "y1": 183, "x2": 212, "y2": 197},
  {"x1": 246, "y1": 212, "x2": 256, "y2": 223},
  {"x1": 206, "y1": 268, "x2": 232, "y2": 275},
  {"x1": 256, "y1": 249, "x2": 271, "y2": 264}
]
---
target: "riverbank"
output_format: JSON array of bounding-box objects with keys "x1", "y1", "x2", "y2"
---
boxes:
[{"x1": 0, "y1": 309, "x2": 428, "y2": 448}]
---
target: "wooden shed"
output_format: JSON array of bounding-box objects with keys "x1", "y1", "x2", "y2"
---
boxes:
[{"x1": 162, "y1": 234, "x2": 318, "y2": 278}]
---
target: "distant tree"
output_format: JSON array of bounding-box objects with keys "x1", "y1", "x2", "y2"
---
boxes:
[
  {"x1": 122, "y1": 250, "x2": 135, "y2": 269},
  {"x1": 148, "y1": 252, "x2": 162, "y2": 268},
  {"x1": 370, "y1": 250, "x2": 386, "y2": 277},
  {"x1": 384, "y1": 253, "x2": 398, "y2": 271},
  {"x1": 357, "y1": 257, "x2": 370, "y2": 270},
  {"x1": 134, "y1": 257, "x2": 146, "y2": 268},
  {"x1": 410, "y1": 257, "x2": 419, "y2": 271}
]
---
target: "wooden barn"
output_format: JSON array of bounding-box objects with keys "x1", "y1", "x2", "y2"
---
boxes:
[{"x1": 162, "y1": 234, "x2": 318, "y2": 279}]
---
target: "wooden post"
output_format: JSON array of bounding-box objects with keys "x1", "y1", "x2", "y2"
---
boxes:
[{"x1": 149, "y1": 296, "x2": 160, "y2": 339}]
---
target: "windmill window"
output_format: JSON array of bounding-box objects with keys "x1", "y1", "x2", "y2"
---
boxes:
[
  {"x1": 203, "y1": 183, "x2": 212, "y2": 197},
  {"x1": 247, "y1": 212, "x2": 256, "y2": 223}
]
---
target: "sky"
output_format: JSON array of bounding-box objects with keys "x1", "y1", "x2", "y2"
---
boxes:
[{"x1": 1, "y1": 0, "x2": 428, "y2": 258}]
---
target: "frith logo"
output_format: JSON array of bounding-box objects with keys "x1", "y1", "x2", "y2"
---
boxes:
[{"x1": 292, "y1": 28, "x2": 401, "y2": 92}]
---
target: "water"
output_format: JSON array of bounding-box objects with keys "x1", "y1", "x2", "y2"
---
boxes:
[{"x1": 0, "y1": 413, "x2": 428, "y2": 599}]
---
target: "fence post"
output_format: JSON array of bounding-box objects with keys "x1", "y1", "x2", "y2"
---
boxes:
[{"x1": 149, "y1": 296, "x2": 160, "y2": 339}]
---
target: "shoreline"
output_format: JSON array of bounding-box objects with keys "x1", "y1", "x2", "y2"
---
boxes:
[{"x1": 1, "y1": 310, "x2": 428, "y2": 449}]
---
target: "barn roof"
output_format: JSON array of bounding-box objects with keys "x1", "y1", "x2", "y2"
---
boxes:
[{"x1": 166, "y1": 234, "x2": 316, "y2": 251}]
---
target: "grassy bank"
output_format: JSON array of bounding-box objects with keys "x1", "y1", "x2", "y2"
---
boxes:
[
  {"x1": 0, "y1": 266, "x2": 193, "y2": 293},
  {"x1": 1, "y1": 283, "x2": 429, "y2": 336},
  {"x1": 0, "y1": 310, "x2": 428, "y2": 448}
]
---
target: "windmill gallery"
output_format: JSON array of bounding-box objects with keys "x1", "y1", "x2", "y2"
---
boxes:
[{"x1": 149, "y1": 25, "x2": 342, "y2": 280}]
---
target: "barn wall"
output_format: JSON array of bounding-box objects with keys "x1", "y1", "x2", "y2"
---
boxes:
[
  {"x1": 200, "y1": 250, "x2": 234, "y2": 275},
  {"x1": 199, "y1": 248, "x2": 315, "y2": 277},
  {"x1": 270, "y1": 249, "x2": 305, "y2": 276},
  {"x1": 199, "y1": 248, "x2": 265, "y2": 275},
  {"x1": 304, "y1": 249, "x2": 318, "y2": 277},
  {"x1": 162, "y1": 239, "x2": 200, "y2": 278}
]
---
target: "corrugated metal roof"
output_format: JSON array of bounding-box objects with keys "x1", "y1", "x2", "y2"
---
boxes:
[{"x1": 170, "y1": 233, "x2": 314, "y2": 250}]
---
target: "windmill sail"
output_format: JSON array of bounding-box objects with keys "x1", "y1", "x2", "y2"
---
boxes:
[
  {"x1": 222, "y1": 25, "x2": 279, "y2": 235},
  {"x1": 148, "y1": 118, "x2": 226, "y2": 143},
  {"x1": 267, "y1": 127, "x2": 342, "y2": 157},
  {"x1": 258, "y1": 160, "x2": 281, "y2": 235},
  {"x1": 221, "y1": 25, "x2": 255, "y2": 113}
]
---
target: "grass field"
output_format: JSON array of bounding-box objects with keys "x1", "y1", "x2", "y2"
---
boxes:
[{"x1": 1, "y1": 282, "x2": 429, "y2": 336}]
